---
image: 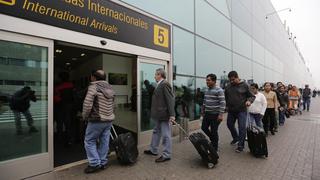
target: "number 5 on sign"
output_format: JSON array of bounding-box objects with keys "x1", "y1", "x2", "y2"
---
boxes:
[
  {"x1": 154, "y1": 25, "x2": 169, "y2": 48},
  {"x1": 0, "y1": 0, "x2": 16, "y2": 6}
]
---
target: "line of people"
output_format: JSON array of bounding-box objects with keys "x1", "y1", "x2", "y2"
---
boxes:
[{"x1": 81, "y1": 69, "x2": 313, "y2": 174}]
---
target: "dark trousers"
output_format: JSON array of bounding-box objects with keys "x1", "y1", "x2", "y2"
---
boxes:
[
  {"x1": 56, "y1": 103, "x2": 74, "y2": 143},
  {"x1": 201, "y1": 113, "x2": 221, "y2": 151},
  {"x1": 303, "y1": 97, "x2": 311, "y2": 111},
  {"x1": 262, "y1": 108, "x2": 275, "y2": 134},
  {"x1": 227, "y1": 111, "x2": 247, "y2": 148},
  {"x1": 279, "y1": 108, "x2": 286, "y2": 125}
]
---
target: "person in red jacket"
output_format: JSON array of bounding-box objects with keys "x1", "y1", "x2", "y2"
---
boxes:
[{"x1": 54, "y1": 72, "x2": 75, "y2": 146}]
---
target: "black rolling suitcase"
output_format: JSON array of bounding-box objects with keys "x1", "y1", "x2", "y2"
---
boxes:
[
  {"x1": 174, "y1": 121, "x2": 219, "y2": 168},
  {"x1": 110, "y1": 126, "x2": 139, "y2": 165},
  {"x1": 247, "y1": 123, "x2": 268, "y2": 158}
]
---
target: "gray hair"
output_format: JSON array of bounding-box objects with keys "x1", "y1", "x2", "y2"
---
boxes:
[{"x1": 156, "y1": 68, "x2": 166, "y2": 79}]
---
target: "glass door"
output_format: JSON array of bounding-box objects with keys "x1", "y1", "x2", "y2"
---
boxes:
[
  {"x1": 0, "y1": 31, "x2": 53, "y2": 179},
  {"x1": 137, "y1": 56, "x2": 168, "y2": 145}
]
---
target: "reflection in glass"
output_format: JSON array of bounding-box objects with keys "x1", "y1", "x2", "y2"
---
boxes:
[
  {"x1": 140, "y1": 63, "x2": 164, "y2": 131},
  {"x1": 0, "y1": 40, "x2": 48, "y2": 162},
  {"x1": 173, "y1": 76, "x2": 196, "y2": 121}
]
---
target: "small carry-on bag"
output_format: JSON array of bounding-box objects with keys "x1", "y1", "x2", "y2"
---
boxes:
[
  {"x1": 174, "y1": 120, "x2": 219, "y2": 169},
  {"x1": 246, "y1": 114, "x2": 268, "y2": 158},
  {"x1": 110, "y1": 126, "x2": 139, "y2": 165}
]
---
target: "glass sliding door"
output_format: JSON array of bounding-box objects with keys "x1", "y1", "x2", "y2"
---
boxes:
[
  {"x1": 137, "y1": 56, "x2": 168, "y2": 145},
  {"x1": 0, "y1": 31, "x2": 53, "y2": 180}
]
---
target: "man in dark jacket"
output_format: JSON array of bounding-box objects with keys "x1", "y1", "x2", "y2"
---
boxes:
[
  {"x1": 10, "y1": 86, "x2": 38, "y2": 135},
  {"x1": 144, "y1": 68, "x2": 175, "y2": 163},
  {"x1": 302, "y1": 84, "x2": 311, "y2": 111},
  {"x1": 277, "y1": 85, "x2": 289, "y2": 125},
  {"x1": 224, "y1": 71, "x2": 255, "y2": 153}
]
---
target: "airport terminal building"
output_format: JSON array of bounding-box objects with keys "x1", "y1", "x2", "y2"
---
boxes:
[{"x1": 0, "y1": 0, "x2": 313, "y2": 179}]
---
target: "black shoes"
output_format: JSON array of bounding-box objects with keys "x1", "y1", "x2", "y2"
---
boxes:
[
  {"x1": 84, "y1": 165, "x2": 101, "y2": 174},
  {"x1": 230, "y1": 140, "x2": 239, "y2": 145},
  {"x1": 271, "y1": 131, "x2": 275, "y2": 135},
  {"x1": 144, "y1": 150, "x2": 158, "y2": 156},
  {"x1": 155, "y1": 156, "x2": 171, "y2": 163},
  {"x1": 235, "y1": 147, "x2": 244, "y2": 153}
]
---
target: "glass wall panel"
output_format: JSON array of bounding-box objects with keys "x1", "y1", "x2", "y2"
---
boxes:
[
  {"x1": 232, "y1": 24, "x2": 252, "y2": 59},
  {"x1": 252, "y1": 62, "x2": 265, "y2": 85},
  {"x1": 265, "y1": 50, "x2": 273, "y2": 69},
  {"x1": 233, "y1": 53, "x2": 252, "y2": 81},
  {"x1": 252, "y1": 40, "x2": 264, "y2": 65},
  {"x1": 121, "y1": 0, "x2": 194, "y2": 31},
  {"x1": 206, "y1": 0, "x2": 230, "y2": 18},
  {"x1": 231, "y1": 0, "x2": 252, "y2": 35},
  {"x1": 196, "y1": 0, "x2": 231, "y2": 48},
  {"x1": 265, "y1": 68, "x2": 273, "y2": 82},
  {"x1": 196, "y1": 37, "x2": 232, "y2": 78},
  {"x1": 0, "y1": 40, "x2": 48, "y2": 162},
  {"x1": 173, "y1": 26, "x2": 195, "y2": 75},
  {"x1": 173, "y1": 76, "x2": 196, "y2": 121}
]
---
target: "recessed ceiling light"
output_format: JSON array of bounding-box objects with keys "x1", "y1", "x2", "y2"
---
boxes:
[
  {"x1": 72, "y1": 58, "x2": 77, "y2": 61},
  {"x1": 81, "y1": 53, "x2": 85, "y2": 57},
  {"x1": 66, "y1": 62, "x2": 71, "y2": 65},
  {"x1": 55, "y1": 49, "x2": 62, "y2": 53}
]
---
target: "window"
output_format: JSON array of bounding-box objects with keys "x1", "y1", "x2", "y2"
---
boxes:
[
  {"x1": 0, "y1": 40, "x2": 48, "y2": 162},
  {"x1": 232, "y1": 24, "x2": 252, "y2": 59},
  {"x1": 196, "y1": 37, "x2": 232, "y2": 78},
  {"x1": 173, "y1": 26, "x2": 195, "y2": 75},
  {"x1": 196, "y1": 0, "x2": 231, "y2": 48},
  {"x1": 174, "y1": 76, "x2": 196, "y2": 121},
  {"x1": 121, "y1": 0, "x2": 194, "y2": 31}
]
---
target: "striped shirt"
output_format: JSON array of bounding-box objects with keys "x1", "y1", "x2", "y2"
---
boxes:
[
  {"x1": 203, "y1": 86, "x2": 226, "y2": 114},
  {"x1": 82, "y1": 81, "x2": 115, "y2": 122}
]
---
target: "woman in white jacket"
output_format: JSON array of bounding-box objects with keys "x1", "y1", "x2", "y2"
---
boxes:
[{"x1": 248, "y1": 83, "x2": 267, "y2": 128}]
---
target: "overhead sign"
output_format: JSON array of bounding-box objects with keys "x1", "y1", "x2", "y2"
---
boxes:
[{"x1": 0, "y1": 0, "x2": 171, "y2": 53}]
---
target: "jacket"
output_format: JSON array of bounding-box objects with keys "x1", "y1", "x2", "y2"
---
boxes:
[
  {"x1": 82, "y1": 81, "x2": 115, "y2": 122},
  {"x1": 10, "y1": 87, "x2": 36, "y2": 112},
  {"x1": 151, "y1": 80, "x2": 175, "y2": 121},
  {"x1": 225, "y1": 81, "x2": 255, "y2": 113}
]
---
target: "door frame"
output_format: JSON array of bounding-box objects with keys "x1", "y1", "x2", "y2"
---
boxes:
[
  {"x1": 0, "y1": 30, "x2": 54, "y2": 180},
  {"x1": 137, "y1": 56, "x2": 170, "y2": 146}
]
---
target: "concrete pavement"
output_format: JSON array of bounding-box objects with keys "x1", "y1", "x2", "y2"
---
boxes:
[{"x1": 53, "y1": 97, "x2": 320, "y2": 180}]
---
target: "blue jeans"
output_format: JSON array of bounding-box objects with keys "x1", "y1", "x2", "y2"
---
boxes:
[
  {"x1": 84, "y1": 121, "x2": 112, "y2": 167},
  {"x1": 227, "y1": 111, "x2": 247, "y2": 149},
  {"x1": 201, "y1": 113, "x2": 221, "y2": 151},
  {"x1": 303, "y1": 97, "x2": 311, "y2": 111},
  {"x1": 249, "y1": 113, "x2": 263, "y2": 128},
  {"x1": 279, "y1": 109, "x2": 286, "y2": 125},
  {"x1": 150, "y1": 120, "x2": 172, "y2": 158}
]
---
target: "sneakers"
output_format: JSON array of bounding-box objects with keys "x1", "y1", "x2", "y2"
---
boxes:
[
  {"x1": 29, "y1": 126, "x2": 38, "y2": 133},
  {"x1": 230, "y1": 140, "x2": 239, "y2": 145},
  {"x1": 235, "y1": 147, "x2": 244, "y2": 153}
]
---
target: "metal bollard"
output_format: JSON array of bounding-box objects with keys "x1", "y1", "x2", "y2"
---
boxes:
[{"x1": 179, "y1": 117, "x2": 189, "y2": 142}]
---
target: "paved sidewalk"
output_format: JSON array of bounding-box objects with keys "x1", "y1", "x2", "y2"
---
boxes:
[{"x1": 54, "y1": 98, "x2": 320, "y2": 180}]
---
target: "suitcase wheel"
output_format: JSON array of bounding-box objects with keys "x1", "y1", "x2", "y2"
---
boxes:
[{"x1": 207, "y1": 163, "x2": 215, "y2": 169}]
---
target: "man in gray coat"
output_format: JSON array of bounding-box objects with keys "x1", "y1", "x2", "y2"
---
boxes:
[{"x1": 144, "y1": 68, "x2": 175, "y2": 163}]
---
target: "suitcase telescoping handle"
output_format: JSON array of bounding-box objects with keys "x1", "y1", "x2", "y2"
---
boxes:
[
  {"x1": 110, "y1": 125, "x2": 118, "y2": 141},
  {"x1": 172, "y1": 120, "x2": 189, "y2": 138}
]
